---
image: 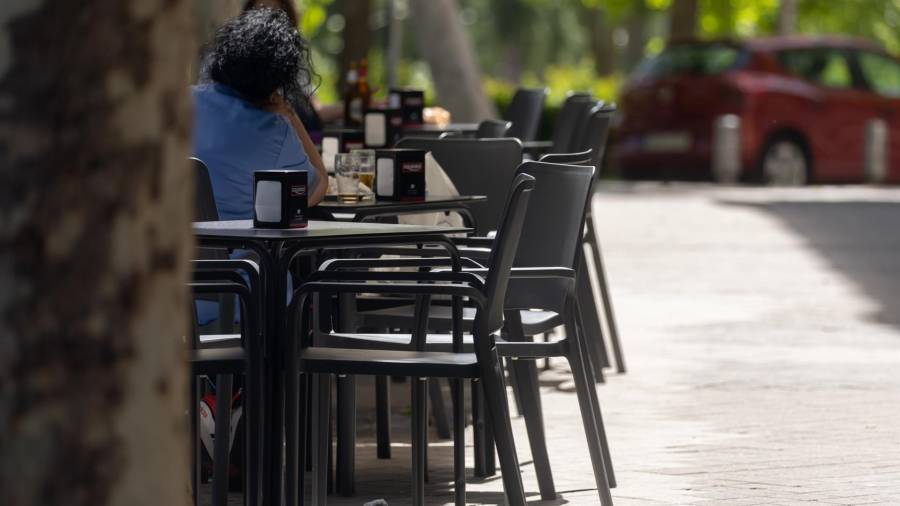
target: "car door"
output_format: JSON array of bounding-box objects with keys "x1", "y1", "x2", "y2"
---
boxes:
[
  {"x1": 854, "y1": 50, "x2": 900, "y2": 183},
  {"x1": 778, "y1": 47, "x2": 874, "y2": 181}
]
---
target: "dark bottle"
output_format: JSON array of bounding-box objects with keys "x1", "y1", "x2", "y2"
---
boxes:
[{"x1": 343, "y1": 61, "x2": 360, "y2": 127}]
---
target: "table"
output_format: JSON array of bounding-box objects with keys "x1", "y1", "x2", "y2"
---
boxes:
[
  {"x1": 401, "y1": 122, "x2": 480, "y2": 137},
  {"x1": 317, "y1": 195, "x2": 487, "y2": 229},
  {"x1": 193, "y1": 219, "x2": 470, "y2": 506}
]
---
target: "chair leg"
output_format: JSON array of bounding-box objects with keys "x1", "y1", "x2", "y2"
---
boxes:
[
  {"x1": 573, "y1": 300, "x2": 617, "y2": 488},
  {"x1": 506, "y1": 357, "x2": 525, "y2": 417},
  {"x1": 285, "y1": 369, "x2": 299, "y2": 506},
  {"x1": 335, "y1": 375, "x2": 356, "y2": 496},
  {"x1": 511, "y1": 358, "x2": 557, "y2": 500},
  {"x1": 579, "y1": 247, "x2": 611, "y2": 376},
  {"x1": 479, "y1": 356, "x2": 527, "y2": 506},
  {"x1": 411, "y1": 377, "x2": 428, "y2": 506},
  {"x1": 565, "y1": 305, "x2": 615, "y2": 505},
  {"x1": 506, "y1": 314, "x2": 556, "y2": 500},
  {"x1": 484, "y1": 408, "x2": 496, "y2": 477},
  {"x1": 190, "y1": 377, "x2": 199, "y2": 505},
  {"x1": 588, "y1": 222, "x2": 627, "y2": 373},
  {"x1": 428, "y1": 378, "x2": 452, "y2": 439},
  {"x1": 311, "y1": 374, "x2": 331, "y2": 506},
  {"x1": 375, "y1": 375, "x2": 391, "y2": 459},
  {"x1": 471, "y1": 379, "x2": 487, "y2": 478},
  {"x1": 451, "y1": 378, "x2": 466, "y2": 506},
  {"x1": 213, "y1": 374, "x2": 234, "y2": 506}
]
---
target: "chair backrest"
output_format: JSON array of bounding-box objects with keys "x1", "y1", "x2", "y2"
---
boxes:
[
  {"x1": 192, "y1": 157, "x2": 219, "y2": 222},
  {"x1": 475, "y1": 119, "x2": 512, "y2": 138},
  {"x1": 395, "y1": 137, "x2": 523, "y2": 235},
  {"x1": 513, "y1": 161, "x2": 595, "y2": 270},
  {"x1": 504, "y1": 87, "x2": 548, "y2": 142},
  {"x1": 550, "y1": 93, "x2": 594, "y2": 152},
  {"x1": 578, "y1": 103, "x2": 616, "y2": 172},
  {"x1": 539, "y1": 149, "x2": 593, "y2": 166},
  {"x1": 479, "y1": 173, "x2": 535, "y2": 333}
]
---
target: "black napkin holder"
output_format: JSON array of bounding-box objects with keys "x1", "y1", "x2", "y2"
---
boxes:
[
  {"x1": 253, "y1": 170, "x2": 309, "y2": 229},
  {"x1": 375, "y1": 149, "x2": 426, "y2": 201}
]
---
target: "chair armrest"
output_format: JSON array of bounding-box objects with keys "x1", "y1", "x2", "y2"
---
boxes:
[
  {"x1": 188, "y1": 282, "x2": 261, "y2": 350},
  {"x1": 318, "y1": 256, "x2": 485, "y2": 271},
  {"x1": 452, "y1": 236, "x2": 494, "y2": 248},
  {"x1": 307, "y1": 269, "x2": 485, "y2": 289},
  {"x1": 295, "y1": 280, "x2": 485, "y2": 307},
  {"x1": 462, "y1": 267, "x2": 575, "y2": 280}
]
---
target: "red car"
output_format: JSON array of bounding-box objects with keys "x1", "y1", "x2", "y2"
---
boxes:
[{"x1": 613, "y1": 36, "x2": 900, "y2": 184}]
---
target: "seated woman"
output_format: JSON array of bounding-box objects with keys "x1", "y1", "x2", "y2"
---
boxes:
[{"x1": 193, "y1": 7, "x2": 327, "y2": 219}]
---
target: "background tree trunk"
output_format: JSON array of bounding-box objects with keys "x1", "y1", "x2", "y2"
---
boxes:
[
  {"x1": 409, "y1": 0, "x2": 496, "y2": 121},
  {"x1": 623, "y1": 1, "x2": 649, "y2": 72},
  {"x1": 777, "y1": 0, "x2": 798, "y2": 35},
  {"x1": 0, "y1": 1, "x2": 194, "y2": 505},
  {"x1": 585, "y1": 7, "x2": 616, "y2": 77},
  {"x1": 338, "y1": 0, "x2": 373, "y2": 91},
  {"x1": 669, "y1": 0, "x2": 699, "y2": 41}
]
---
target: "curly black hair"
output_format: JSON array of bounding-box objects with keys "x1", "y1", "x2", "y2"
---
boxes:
[{"x1": 207, "y1": 7, "x2": 315, "y2": 109}]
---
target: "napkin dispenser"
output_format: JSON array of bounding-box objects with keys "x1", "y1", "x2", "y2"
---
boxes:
[
  {"x1": 375, "y1": 149, "x2": 426, "y2": 201},
  {"x1": 321, "y1": 128, "x2": 365, "y2": 172},
  {"x1": 364, "y1": 107, "x2": 403, "y2": 148},
  {"x1": 389, "y1": 88, "x2": 425, "y2": 126},
  {"x1": 253, "y1": 170, "x2": 308, "y2": 229}
]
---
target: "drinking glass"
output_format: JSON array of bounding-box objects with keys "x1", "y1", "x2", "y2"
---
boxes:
[
  {"x1": 352, "y1": 149, "x2": 376, "y2": 200},
  {"x1": 335, "y1": 153, "x2": 359, "y2": 203}
]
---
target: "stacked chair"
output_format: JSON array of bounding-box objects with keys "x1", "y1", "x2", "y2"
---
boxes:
[
  {"x1": 285, "y1": 174, "x2": 538, "y2": 506},
  {"x1": 189, "y1": 158, "x2": 263, "y2": 506}
]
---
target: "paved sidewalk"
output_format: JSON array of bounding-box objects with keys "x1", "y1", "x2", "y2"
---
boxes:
[{"x1": 216, "y1": 184, "x2": 900, "y2": 505}]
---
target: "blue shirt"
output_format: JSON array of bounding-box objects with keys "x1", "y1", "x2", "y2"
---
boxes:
[
  {"x1": 192, "y1": 83, "x2": 318, "y2": 220},
  {"x1": 192, "y1": 83, "x2": 314, "y2": 325}
]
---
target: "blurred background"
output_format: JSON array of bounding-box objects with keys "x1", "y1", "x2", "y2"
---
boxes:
[{"x1": 296, "y1": 0, "x2": 899, "y2": 118}]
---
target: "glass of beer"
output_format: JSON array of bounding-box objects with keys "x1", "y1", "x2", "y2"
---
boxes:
[
  {"x1": 335, "y1": 153, "x2": 359, "y2": 203},
  {"x1": 352, "y1": 149, "x2": 376, "y2": 200}
]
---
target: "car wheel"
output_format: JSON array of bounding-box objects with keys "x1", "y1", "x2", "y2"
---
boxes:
[{"x1": 761, "y1": 138, "x2": 809, "y2": 186}]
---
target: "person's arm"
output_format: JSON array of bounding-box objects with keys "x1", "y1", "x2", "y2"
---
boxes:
[{"x1": 266, "y1": 93, "x2": 328, "y2": 205}]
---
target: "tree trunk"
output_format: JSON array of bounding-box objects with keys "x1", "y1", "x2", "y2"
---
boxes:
[
  {"x1": 409, "y1": 0, "x2": 496, "y2": 122},
  {"x1": 585, "y1": 7, "x2": 616, "y2": 77},
  {"x1": 623, "y1": 1, "x2": 650, "y2": 72},
  {"x1": 338, "y1": 0, "x2": 373, "y2": 91},
  {"x1": 669, "y1": 0, "x2": 698, "y2": 41},
  {"x1": 0, "y1": 2, "x2": 194, "y2": 505},
  {"x1": 777, "y1": 0, "x2": 798, "y2": 35}
]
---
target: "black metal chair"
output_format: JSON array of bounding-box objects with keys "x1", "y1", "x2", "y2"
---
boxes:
[
  {"x1": 284, "y1": 174, "x2": 537, "y2": 506},
  {"x1": 550, "y1": 93, "x2": 595, "y2": 153},
  {"x1": 504, "y1": 87, "x2": 548, "y2": 142},
  {"x1": 395, "y1": 137, "x2": 523, "y2": 236},
  {"x1": 188, "y1": 260, "x2": 262, "y2": 506},
  {"x1": 321, "y1": 162, "x2": 616, "y2": 504},
  {"x1": 568, "y1": 104, "x2": 626, "y2": 374},
  {"x1": 475, "y1": 119, "x2": 513, "y2": 138}
]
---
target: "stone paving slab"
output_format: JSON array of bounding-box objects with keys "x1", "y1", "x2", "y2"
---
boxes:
[{"x1": 209, "y1": 184, "x2": 900, "y2": 505}]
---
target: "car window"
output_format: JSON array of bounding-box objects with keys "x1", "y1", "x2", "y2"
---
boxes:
[
  {"x1": 777, "y1": 49, "x2": 853, "y2": 89},
  {"x1": 857, "y1": 52, "x2": 900, "y2": 98},
  {"x1": 634, "y1": 44, "x2": 745, "y2": 79}
]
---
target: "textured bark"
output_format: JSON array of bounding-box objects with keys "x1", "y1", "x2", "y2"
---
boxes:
[
  {"x1": 777, "y1": 0, "x2": 798, "y2": 35},
  {"x1": 409, "y1": 0, "x2": 496, "y2": 122},
  {"x1": 0, "y1": 1, "x2": 194, "y2": 505},
  {"x1": 669, "y1": 0, "x2": 698, "y2": 41},
  {"x1": 338, "y1": 0, "x2": 373, "y2": 91}
]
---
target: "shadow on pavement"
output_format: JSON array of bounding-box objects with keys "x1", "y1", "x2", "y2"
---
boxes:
[{"x1": 722, "y1": 199, "x2": 900, "y2": 329}]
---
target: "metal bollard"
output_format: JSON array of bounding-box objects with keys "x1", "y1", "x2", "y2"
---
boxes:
[
  {"x1": 864, "y1": 118, "x2": 888, "y2": 184},
  {"x1": 712, "y1": 114, "x2": 742, "y2": 184}
]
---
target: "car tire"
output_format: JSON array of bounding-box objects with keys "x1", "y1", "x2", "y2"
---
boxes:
[{"x1": 759, "y1": 136, "x2": 810, "y2": 186}]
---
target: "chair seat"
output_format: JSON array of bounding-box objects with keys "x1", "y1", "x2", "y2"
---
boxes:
[
  {"x1": 191, "y1": 347, "x2": 247, "y2": 376},
  {"x1": 299, "y1": 347, "x2": 480, "y2": 378},
  {"x1": 358, "y1": 303, "x2": 562, "y2": 335}
]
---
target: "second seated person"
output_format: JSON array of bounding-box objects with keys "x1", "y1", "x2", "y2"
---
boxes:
[{"x1": 192, "y1": 7, "x2": 327, "y2": 219}]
